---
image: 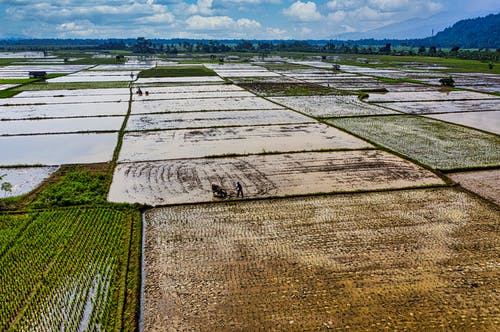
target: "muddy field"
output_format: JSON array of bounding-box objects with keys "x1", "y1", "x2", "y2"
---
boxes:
[
  {"x1": 143, "y1": 188, "x2": 500, "y2": 331},
  {"x1": 231, "y1": 82, "x2": 338, "y2": 96},
  {"x1": 109, "y1": 150, "x2": 443, "y2": 205},
  {"x1": 450, "y1": 169, "x2": 500, "y2": 205},
  {"x1": 118, "y1": 123, "x2": 372, "y2": 162},
  {"x1": 269, "y1": 95, "x2": 398, "y2": 117},
  {"x1": 125, "y1": 109, "x2": 313, "y2": 132}
]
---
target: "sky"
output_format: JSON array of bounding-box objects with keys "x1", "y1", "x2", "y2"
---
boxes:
[{"x1": 0, "y1": 0, "x2": 498, "y2": 40}]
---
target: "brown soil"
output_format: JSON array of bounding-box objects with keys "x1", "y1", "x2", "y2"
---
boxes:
[
  {"x1": 237, "y1": 82, "x2": 341, "y2": 96},
  {"x1": 143, "y1": 188, "x2": 500, "y2": 331}
]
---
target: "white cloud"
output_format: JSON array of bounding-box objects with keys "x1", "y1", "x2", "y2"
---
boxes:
[
  {"x1": 236, "y1": 18, "x2": 261, "y2": 29},
  {"x1": 283, "y1": 1, "x2": 322, "y2": 22},
  {"x1": 327, "y1": 10, "x2": 346, "y2": 23},
  {"x1": 186, "y1": 15, "x2": 260, "y2": 30},
  {"x1": 136, "y1": 12, "x2": 175, "y2": 24},
  {"x1": 188, "y1": 0, "x2": 214, "y2": 15},
  {"x1": 186, "y1": 15, "x2": 232, "y2": 30},
  {"x1": 367, "y1": 0, "x2": 410, "y2": 11},
  {"x1": 327, "y1": 0, "x2": 362, "y2": 10},
  {"x1": 266, "y1": 27, "x2": 289, "y2": 38}
]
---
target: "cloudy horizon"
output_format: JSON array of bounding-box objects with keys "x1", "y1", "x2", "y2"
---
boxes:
[{"x1": 0, "y1": 0, "x2": 498, "y2": 40}]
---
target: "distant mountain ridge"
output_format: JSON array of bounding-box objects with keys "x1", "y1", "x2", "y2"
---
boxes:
[{"x1": 421, "y1": 13, "x2": 500, "y2": 48}]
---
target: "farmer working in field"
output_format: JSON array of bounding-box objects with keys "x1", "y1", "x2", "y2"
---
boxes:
[{"x1": 236, "y1": 181, "x2": 244, "y2": 198}]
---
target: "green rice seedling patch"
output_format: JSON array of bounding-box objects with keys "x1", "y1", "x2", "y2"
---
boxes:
[
  {"x1": 0, "y1": 207, "x2": 140, "y2": 331},
  {"x1": 328, "y1": 115, "x2": 500, "y2": 170},
  {"x1": 138, "y1": 66, "x2": 217, "y2": 78}
]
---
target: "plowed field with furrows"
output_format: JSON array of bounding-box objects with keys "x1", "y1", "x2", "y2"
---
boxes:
[
  {"x1": 109, "y1": 150, "x2": 443, "y2": 205},
  {"x1": 143, "y1": 188, "x2": 499, "y2": 331}
]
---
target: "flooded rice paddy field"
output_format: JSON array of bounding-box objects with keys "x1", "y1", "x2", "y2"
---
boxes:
[
  {"x1": 269, "y1": 95, "x2": 399, "y2": 117},
  {"x1": 118, "y1": 123, "x2": 372, "y2": 162},
  {"x1": 14, "y1": 88, "x2": 130, "y2": 98},
  {"x1": 131, "y1": 96, "x2": 283, "y2": 114},
  {"x1": 449, "y1": 169, "x2": 500, "y2": 206},
  {"x1": 47, "y1": 70, "x2": 139, "y2": 83},
  {"x1": 0, "y1": 116, "x2": 124, "y2": 136},
  {"x1": 126, "y1": 109, "x2": 313, "y2": 131},
  {"x1": 0, "y1": 133, "x2": 117, "y2": 165},
  {"x1": 424, "y1": 111, "x2": 500, "y2": 135},
  {"x1": 0, "y1": 166, "x2": 59, "y2": 197},
  {"x1": 329, "y1": 115, "x2": 500, "y2": 170},
  {"x1": 0, "y1": 65, "x2": 91, "y2": 78},
  {"x1": 0, "y1": 84, "x2": 18, "y2": 91},
  {"x1": 380, "y1": 99, "x2": 500, "y2": 114},
  {"x1": 109, "y1": 150, "x2": 443, "y2": 205},
  {"x1": 418, "y1": 73, "x2": 500, "y2": 93},
  {"x1": 0, "y1": 94, "x2": 129, "y2": 106},
  {"x1": 130, "y1": 83, "x2": 245, "y2": 95},
  {"x1": 143, "y1": 188, "x2": 499, "y2": 331},
  {"x1": 0, "y1": 102, "x2": 128, "y2": 120},
  {"x1": 366, "y1": 90, "x2": 499, "y2": 103},
  {"x1": 204, "y1": 64, "x2": 281, "y2": 77},
  {"x1": 132, "y1": 90, "x2": 254, "y2": 101}
]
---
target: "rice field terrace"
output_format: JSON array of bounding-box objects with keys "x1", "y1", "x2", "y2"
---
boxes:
[{"x1": 0, "y1": 54, "x2": 499, "y2": 331}]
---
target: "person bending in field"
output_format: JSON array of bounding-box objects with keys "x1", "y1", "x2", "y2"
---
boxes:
[{"x1": 236, "y1": 181, "x2": 244, "y2": 198}]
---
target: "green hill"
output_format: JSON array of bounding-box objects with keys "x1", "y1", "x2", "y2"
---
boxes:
[{"x1": 423, "y1": 13, "x2": 500, "y2": 48}]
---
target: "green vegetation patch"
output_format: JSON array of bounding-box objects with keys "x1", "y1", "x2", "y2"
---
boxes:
[
  {"x1": 238, "y1": 82, "x2": 347, "y2": 96},
  {"x1": 0, "y1": 206, "x2": 140, "y2": 331},
  {"x1": 31, "y1": 168, "x2": 111, "y2": 208},
  {"x1": 328, "y1": 115, "x2": 500, "y2": 170},
  {"x1": 68, "y1": 57, "x2": 126, "y2": 65},
  {"x1": 0, "y1": 79, "x2": 38, "y2": 85},
  {"x1": 138, "y1": 65, "x2": 217, "y2": 78},
  {"x1": 13, "y1": 81, "x2": 130, "y2": 91},
  {"x1": 0, "y1": 90, "x2": 19, "y2": 98}
]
